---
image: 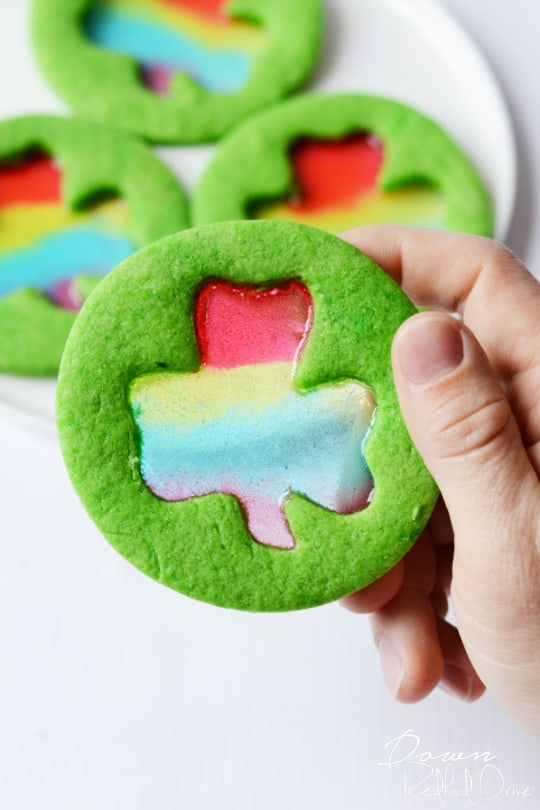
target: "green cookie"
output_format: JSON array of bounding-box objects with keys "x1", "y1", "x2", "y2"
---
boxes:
[
  {"x1": 193, "y1": 93, "x2": 493, "y2": 236},
  {"x1": 0, "y1": 115, "x2": 189, "y2": 376},
  {"x1": 57, "y1": 220, "x2": 438, "y2": 612},
  {"x1": 31, "y1": 0, "x2": 323, "y2": 144}
]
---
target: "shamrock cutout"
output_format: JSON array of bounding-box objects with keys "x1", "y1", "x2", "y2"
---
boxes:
[{"x1": 130, "y1": 280, "x2": 376, "y2": 549}]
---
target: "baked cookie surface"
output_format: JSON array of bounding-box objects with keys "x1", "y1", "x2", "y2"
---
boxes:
[
  {"x1": 31, "y1": 0, "x2": 323, "y2": 143},
  {"x1": 0, "y1": 115, "x2": 189, "y2": 375},
  {"x1": 193, "y1": 93, "x2": 493, "y2": 235},
  {"x1": 57, "y1": 220, "x2": 438, "y2": 611}
]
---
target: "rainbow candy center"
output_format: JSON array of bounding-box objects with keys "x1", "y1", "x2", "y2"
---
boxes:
[
  {"x1": 129, "y1": 281, "x2": 376, "y2": 550},
  {"x1": 84, "y1": 0, "x2": 266, "y2": 95},
  {"x1": 0, "y1": 155, "x2": 136, "y2": 311},
  {"x1": 252, "y1": 133, "x2": 447, "y2": 233}
]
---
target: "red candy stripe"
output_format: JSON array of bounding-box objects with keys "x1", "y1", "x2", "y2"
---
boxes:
[
  {"x1": 288, "y1": 133, "x2": 384, "y2": 213},
  {"x1": 158, "y1": 0, "x2": 228, "y2": 24},
  {"x1": 0, "y1": 155, "x2": 61, "y2": 209},
  {"x1": 195, "y1": 280, "x2": 313, "y2": 369}
]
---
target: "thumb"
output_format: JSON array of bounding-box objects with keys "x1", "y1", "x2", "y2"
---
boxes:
[{"x1": 391, "y1": 311, "x2": 537, "y2": 545}]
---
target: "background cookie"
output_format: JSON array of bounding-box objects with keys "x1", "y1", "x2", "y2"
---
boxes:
[
  {"x1": 57, "y1": 220, "x2": 438, "y2": 612},
  {"x1": 193, "y1": 93, "x2": 493, "y2": 235},
  {"x1": 0, "y1": 115, "x2": 189, "y2": 376},
  {"x1": 31, "y1": 0, "x2": 323, "y2": 144}
]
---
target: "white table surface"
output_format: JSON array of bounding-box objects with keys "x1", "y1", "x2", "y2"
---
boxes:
[{"x1": 1, "y1": 1, "x2": 539, "y2": 808}]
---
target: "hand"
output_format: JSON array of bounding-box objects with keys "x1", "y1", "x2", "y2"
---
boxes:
[{"x1": 340, "y1": 226, "x2": 540, "y2": 735}]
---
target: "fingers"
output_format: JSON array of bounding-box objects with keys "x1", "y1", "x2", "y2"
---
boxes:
[
  {"x1": 370, "y1": 531, "x2": 444, "y2": 702},
  {"x1": 341, "y1": 560, "x2": 404, "y2": 613},
  {"x1": 368, "y1": 553, "x2": 484, "y2": 704},
  {"x1": 348, "y1": 527, "x2": 483, "y2": 704},
  {"x1": 373, "y1": 610, "x2": 484, "y2": 703},
  {"x1": 437, "y1": 618, "x2": 485, "y2": 702},
  {"x1": 372, "y1": 590, "x2": 443, "y2": 702}
]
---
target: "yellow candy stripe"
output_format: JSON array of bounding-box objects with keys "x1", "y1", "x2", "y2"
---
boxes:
[
  {"x1": 254, "y1": 185, "x2": 447, "y2": 234},
  {"x1": 0, "y1": 198, "x2": 130, "y2": 254}
]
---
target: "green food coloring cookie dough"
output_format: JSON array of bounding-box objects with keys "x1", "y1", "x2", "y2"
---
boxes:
[
  {"x1": 57, "y1": 220, "x2": 438, "y2": 612},
  {"x1": 0, "y1": 115, "x2": 189, "y2": 376},
  {"x1": 31, "y1": 0, "x2": 323, "y2": 144},
  {"x1": 193, "y1": 93, "x2": 493, "y2": 236}
]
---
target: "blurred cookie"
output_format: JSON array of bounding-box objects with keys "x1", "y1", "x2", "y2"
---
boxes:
[
  {"x1": 31, "y1": 0, "x2": 323, "y2": 143},
  {"x1": 193, "y1": 93, "x2": 493, "y2": 235},
  {"x1": 0, "y1": 115, "x2": 189, "y2": 375}
]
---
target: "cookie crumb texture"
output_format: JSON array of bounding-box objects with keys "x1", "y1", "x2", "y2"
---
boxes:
[
  {"x1": 31, "y1": 0, "x2": 323, "y2": 143},
  {"x1": 57, "y1": 221, "x2": 438, "y2": 611},
  {"x1": 0, "y1": 115, "x2": 189, "y2": 375}
]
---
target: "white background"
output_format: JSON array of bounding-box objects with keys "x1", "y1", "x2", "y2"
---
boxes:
[{"x1": 1, "y1": 1, "x2": 539, "y2": 808}]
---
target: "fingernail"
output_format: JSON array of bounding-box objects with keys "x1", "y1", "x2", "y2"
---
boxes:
[
  {"x1": 397, "y1": 316, "x2": 464, "y2": 385},
  {"x1": 378, "y1": 638, "x2": 404, "y2": 697},
  {"x1": 439, "y1": 663, "x2": 475, "y2": 702}
]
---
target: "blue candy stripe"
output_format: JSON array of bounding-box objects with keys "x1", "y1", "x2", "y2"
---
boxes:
[
  {"x1": 134, "y1": 383, "x2": 373, "y2": 508},
  {"x1": 0, "y1": 227, "x2": 136, "y2": 298},
  {"x1": 85, "y1": 7, "x2": 252, "y2": 92}
]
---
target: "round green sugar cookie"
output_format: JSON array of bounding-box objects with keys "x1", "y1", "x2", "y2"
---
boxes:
[
  {"x1": 193, "y1": 93, "x2": 493, "y2": 236},
  {"x1": 31, "y1": 0, "x2": 323, "y2": 144},
  {"x1": 57, "y1": 220, "x2": 438, "y2": 612},
  {"x1": 0, "y1": 114, "x2": 189, "y2": 376}
]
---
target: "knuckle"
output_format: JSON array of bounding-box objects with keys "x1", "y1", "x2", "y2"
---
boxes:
[
  {"x1": 486, "y1": 240, "x2": 524, "y2": 274},
  {"x1": 426, "y1": 388, "x2": 511, "y2": 462},
  {"x1": 475, "y1": 241, "x2": 528, "y2": 299}
]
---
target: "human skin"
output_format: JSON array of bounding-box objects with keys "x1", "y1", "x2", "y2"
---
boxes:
[{"x1": 339, "y1": 225, "x2": 540, "y2": 736}]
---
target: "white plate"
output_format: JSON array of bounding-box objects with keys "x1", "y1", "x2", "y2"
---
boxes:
[{"x1": 0, "y1": 0, "x2": 516, "y2": 433}]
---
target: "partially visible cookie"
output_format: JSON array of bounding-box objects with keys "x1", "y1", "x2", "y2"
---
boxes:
[
  {"x1": 57, "y1": 220, "x2": 438, "y2": 612},
  {"x1": 31, "y1": 0, "x2": 323, "y2": 144},
  {"x1": 0, "y1": 115, "x2": 189, "y2": 376},
  {"x1": 193, "y1": 93, "x2": 493, "y2": 235}
]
